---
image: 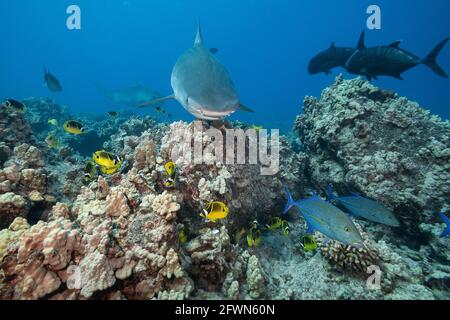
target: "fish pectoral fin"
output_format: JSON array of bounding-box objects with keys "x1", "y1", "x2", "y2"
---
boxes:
[
  {"x1": 389, "y1": 40, "x2": 403, "y2": 48},
  {"x1": 137, "y1": 94, "x2": 175, "y2": 108},
  {"x1": 209, "y1": 48, "x2": 219, "y2": 54},
  {"x1": 238, "y1": 103, "x2": 254, "y2": 113}
]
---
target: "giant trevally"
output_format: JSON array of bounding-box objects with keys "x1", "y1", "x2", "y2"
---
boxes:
[
  {"x1": 103, "y1": 84, "x2": 163, "y2": 107},
  {"x1": 284, "y1": 187, "x2": 365, "y2": 248},
  {"x1": 346, "y1": 36, "x2": 449, "y2": 80},
  {"x1": 139, "y1": 20, "x2": 253, "y2": 120},
  {"x1": 308, "y1": 31, "x2": 365, "y2": 75},
  {"x1": 43, "y1": 66, "x2": 63, "y2": 92},
  {"x1": 326, "y1": 185, "x2": 400, "y2": 227}
]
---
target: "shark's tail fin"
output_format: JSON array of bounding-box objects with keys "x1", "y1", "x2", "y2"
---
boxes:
[
  {"x1": 283, "y1": 186, "x2": 296, "y2": 214},
  {"x1": 423, "y1": 37, "x2": 449, "y2": 78}
]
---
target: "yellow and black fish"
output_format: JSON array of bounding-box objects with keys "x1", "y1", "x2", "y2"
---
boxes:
[
  {"x1": 64, "y1": 120, "x2": 84, "y2": 135},
  {"x1": 45, "y1": 134, "x2": 59, "y2": 149},
  {"x1": 266, "y1": 217, "x2": 283, "y2": 231},
  {"x1": 100, "y1": 165, "x2": 121, "y2": 175},
  {"x1": 84, "y1": 160, "x2": 96, "y2": 182},
  {"x1": 301, "y1": 235, "x2": 318, "y2": 252},
  {"x1": 247, "y1": 228, "x2": 262, "y2": 247},
  {"x1": 165, "y1": 177, "x2": 176, "y2": 188},
  {"x1": 200, "y1": 202, "x2": 229, "y2": 223},
  {"x1": 3, "y1": 99, "x2": 26, "y2": 113},
  {"x1": 165, "y1": 161, "x2": 177, "y2": 178},
  {"x1": 93, "y1": 150, "x2": 121, "y2": 168}
]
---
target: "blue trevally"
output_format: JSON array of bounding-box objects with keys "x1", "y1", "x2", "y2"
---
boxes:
[
  {"x1": 139, "y1": 19, "x2": 253, "y2": 120},
  {"x1": 103, "y1": 84, "x2": 163, "y2": 107},
  {"x1": 284, "y1": 187, "x2": 365, "y2": 248},
  {"x1": 327, "y1": 185, "x2": 400, "y2": 227}
]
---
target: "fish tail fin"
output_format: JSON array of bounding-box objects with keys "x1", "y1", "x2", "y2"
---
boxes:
[
  {"x1": 283, "y1": 186, "x2": 296, "y2": 214},
  {"x1": 326, "y1": 184, "x2": 336, "y2": 201},
  {"x1": 423, "y1": 37, "x2": 449, "y2": 78},
  {"x1": 438, "y1": 212, "x2": 450, "y2": 238}
]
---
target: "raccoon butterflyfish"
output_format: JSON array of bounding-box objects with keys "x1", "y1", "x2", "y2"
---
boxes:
[
  {"x1": 247, "y1": 228, "x2": 262, "y2": 247},
  {"x1": 165, "y1": 177, "x2": 176, "y2": 188},
  {"x1": 48, "y1": 118, "x2": 58, "y2": 126},
  {"x1": 45, "y1": 134, "x2": 59, "y2": 149},
  {"x1": 93, "y1": 150, "x2": 121, "y2": 168},
  {"x1": 200, "y1": 202, "x2": 229, "y2": 222},
  {"x1": 100, "y1": 163, "x2": 122, "y2": 176},
  {"x1": 84, "y1": 160, "x2": 96, "y2": 182},
  {"x1": 165, "y1": 161, "x2": 177, "y2": 178},
  {"x1": 301, "y1": 234, "x2": 318, "y2": 252},
  {"x1": 63, "y1": 120, "x2": 85, "y2": 135},
  {"x1": 266, "y1": 217, "x2": 283, "y2": 231},
  {"x1": 3, "y1": 99, "x2": 26, "y2": 113}
]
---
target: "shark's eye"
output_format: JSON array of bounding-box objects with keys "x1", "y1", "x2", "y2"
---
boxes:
[{"x1": 344, "y1": 227, "x2": 351, "y2": 232}]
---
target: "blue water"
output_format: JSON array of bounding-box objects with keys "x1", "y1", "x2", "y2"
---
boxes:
[{"x1": 1, "y1": 0, "x2": 449, "y2": 132}]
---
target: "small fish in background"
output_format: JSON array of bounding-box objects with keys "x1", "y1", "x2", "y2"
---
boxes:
[
  {"x1": 165, "y1": 161, "x2": 177, "y2": 178},
  {"x1": 200, "y1": 201, "x2": 229, "y2": 222},
  {"x1": 2, "y1": 99, "x2": 26, "y2": 113},
  {"x1": 43, "y1": 65, "x2": 63, "y2": 92},
  {"x1": 45, "y1": 134, "x2": 59, "y2": 149},
  {"x1": 284, "y1": 186, "x2": 365, "y2": 248},
  {"x1": 346, "y1": 36, "x2": 449, "y2": 80},
  {"x1": 83, "y1": 160, "x2": 96, "y2": 182},
  {"x1": 178, "y1": 225, "x2": 188, "y2": 245},
  {"x1": 250, "y1": 124, "x2": 264, "y2": 131},
  {"x1": 308, "y1": 31, "x2": 365, "y2": 75},
  {"x1": 327, "y1": 185, "x2": 400, "y2": 227},
  {"x1": 438, "y1": 212, "x2": 450, "y2": 238},
  {"x1": 301, "y1": 235, "x2": 318, "y2": 253},
  {"x1": 63, "y1": 120, "x2": 85, "y2": 135},
  {"x1": 247, "y1": 221, "x2": 262, "y2": 247},
  {"x1": 48, "y1": 118, "x2": 58, "y2": 126},
  {"x1": 164, "y1": 161, "x2": 177, "y2": 188},
  {"x1": 100, "y1": 165, "x2": 121, "y2": 175},
  {"x1": 107, "y1": 111, "x2": 118, "y2": 118},
  {"x1": 92, "y1": 150, "x2": 121, "y2": 168},
  {"x1": 165, "y1": 177, "x2": 176, "y2": 188},
  {"x1": 266, "y1": 217, "x2": 283, "y2": 231},
  {"x1": 234, "y1": 227, "x2": 247, "y2": 244}
]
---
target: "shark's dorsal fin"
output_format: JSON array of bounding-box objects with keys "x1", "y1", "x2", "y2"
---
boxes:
[
  {"x1": 389, "y1": 40, "x2": 402, "y2": 48},
  {"x1": 195, "y1": 18, "x2": 203, "y2": 46},
  {"x1": 357, "y1": 31, "x2": 366, "y2": 50},
  {"x1": 330, "y1": 42, "x2": 336, "y2": 49}
]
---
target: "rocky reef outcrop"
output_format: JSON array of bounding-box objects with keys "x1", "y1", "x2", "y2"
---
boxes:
[{"x1": 295, "y1": 75, "x2": 450, "y2": 242}]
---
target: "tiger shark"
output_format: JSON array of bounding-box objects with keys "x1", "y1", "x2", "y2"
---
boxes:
[{"x1": 140, "y1": 20, "x2": 253, "y2": 120}]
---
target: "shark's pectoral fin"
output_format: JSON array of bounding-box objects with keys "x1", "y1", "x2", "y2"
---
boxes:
[
  {"x1": 238, "y1": 103, "x2": 254, "y2": 113},
  {"x1": 138, "y1": 94, "x2": 175, "y2": 108},
  {"x1": 210, "y1": 48, "x2": 219, "y2": 54}
]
